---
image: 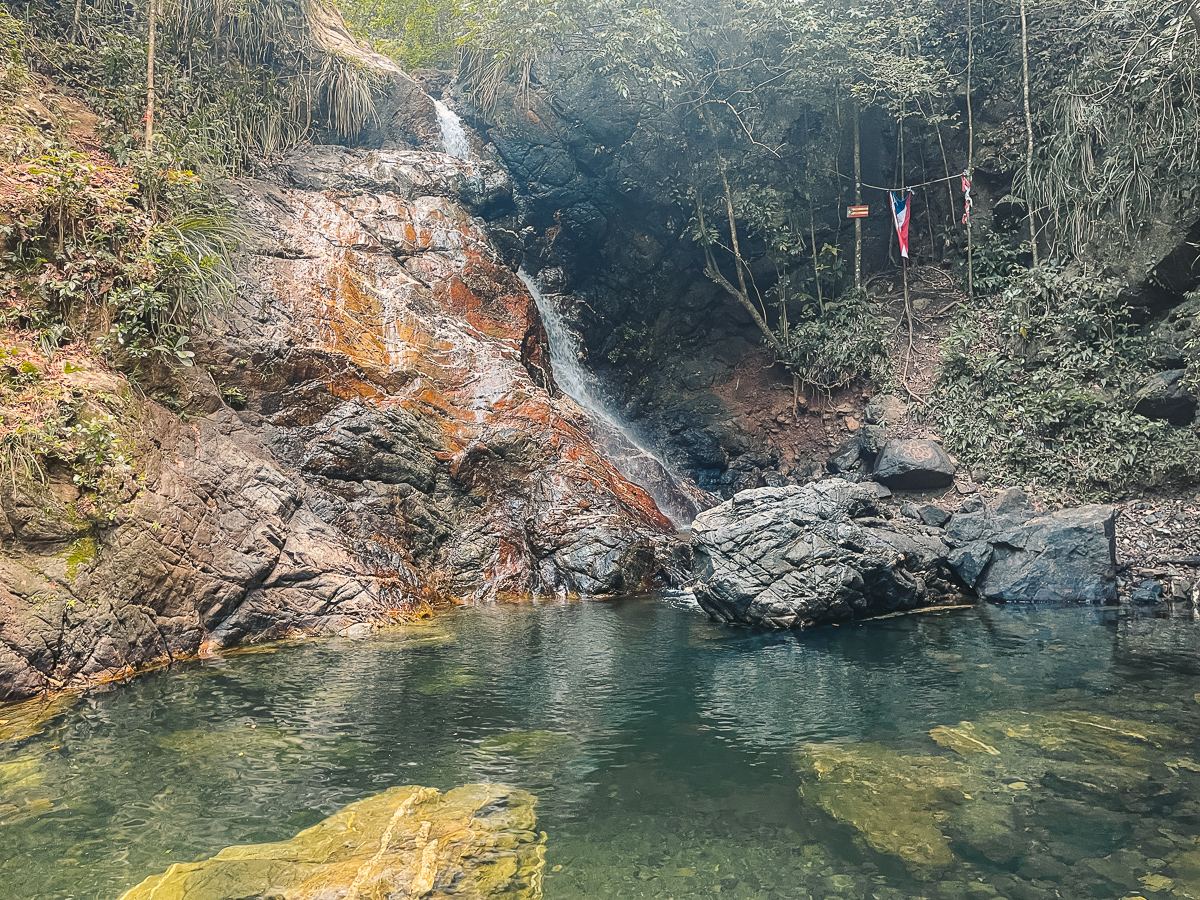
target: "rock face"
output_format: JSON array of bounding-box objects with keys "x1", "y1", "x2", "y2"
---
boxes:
[
  {"x1": 0, "y1": 141, "x2": 682, "y2": 699},
  {"x1": 118, "y1": 783, "x2": 545, "y2": 900},
  {"x1": 1132, "y1": 369, "x2": 1196, "y2": 425},
  {"x1": 873, "y1": 439, "x2": 957, "y2": 490},
  {"x1": 690, "y1": 481, "x2": 961, "y2": 629},
  {"x1": 944, "y1": 490, "x2": 1118, "y2": 603}
]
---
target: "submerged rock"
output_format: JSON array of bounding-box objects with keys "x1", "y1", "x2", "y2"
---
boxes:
[
  {"x1": 118, "y1": 783, "x2": 545, "y2": 900},
  {"x1": 795, "y1": 707, "x2": 1188, "y2": 874},
  {"x1": 794, "y1": 742, "x2": 965, "y2": 868},
  {"x1": 479, "y1": 730, "x2": 575, "y2": 758},
  {"x1": 690, "y1": 480, "x2": 961, "y2": 629}
]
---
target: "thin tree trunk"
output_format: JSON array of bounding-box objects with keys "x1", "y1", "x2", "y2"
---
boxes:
[
  {"x1": 145, "y1": 0, "x2": 157, "y2": 152},
  {"x1": 1020, "y1": 0, "x2": 1038, "y2": 266},
  {"x1": 854, "y1": 101, "x2": 862, "y2": 292},
  {"x1": 966, "y1": 0, "x2": 975, "y2": 297}
]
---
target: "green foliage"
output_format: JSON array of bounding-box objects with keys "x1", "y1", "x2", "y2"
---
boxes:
[
  {"x1": 457, "y1": 0, "x2": 682, "y2": 109},
  {"x1": 927, "y1": 267, "x2": 1200, "y2": 496},
  {"x1": 0, "y1": 350, "x2": 133, "y2": 512},
  {"x1": 1, "y1": 146, "x2": 240, "y2": 367},
  {"x1": 337, "y1": 0, "x2": 462, "y2": 69},
  {"x1": 0, "y1": 7, "x2": 28, "y2": 101},
  {"x1": 315, "y1": 51, "x2": 381, "y2": 138},
  {"x1": 778, "y1": 288, "x2": 891, "y2": 392},
  {"x1": 1023, "y1": 0, "x2": 1200, "y2": 257}
]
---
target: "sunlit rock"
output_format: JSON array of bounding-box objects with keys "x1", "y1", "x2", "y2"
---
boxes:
[
  {"x1": 0, "y1": 693, "x2": 79, "y2": 744},
  {"x1": 118, "y1": 783, "x2": 545, "y2": 900},
  {"x1": 795, "y1": 742, "x2": 964, "y2": 868},
  {"x1": 691, "y1": 480, "x2": 962, "y2": 628}
]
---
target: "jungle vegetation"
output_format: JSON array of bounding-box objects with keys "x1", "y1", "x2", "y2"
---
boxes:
[{"x1": 0, "y1": 0, "x2": 1197, "y2": 494}]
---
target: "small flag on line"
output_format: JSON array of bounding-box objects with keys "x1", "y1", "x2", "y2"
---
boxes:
[
  {"x1": 846, "y1": 205, "x2": 869, "y2": 219},
  {"x1": 889, "y1": 190, "x2": 913, "y2": 259}
]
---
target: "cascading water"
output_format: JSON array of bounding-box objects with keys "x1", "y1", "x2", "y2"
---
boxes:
[
  {"x1": 434, "y1": 99, "x2": 472, "y2": 161},
  {"x1": 518, "y1": 268, "x2": 703, "y2": 527}
]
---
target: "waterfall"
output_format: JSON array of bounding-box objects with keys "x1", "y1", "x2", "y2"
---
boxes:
[
  {"x1": 434, "y1": 100, "x2": 472, "y2": 161},
  {"x1": 518, "y1": 268, "x2": 699, "y2": 527}
]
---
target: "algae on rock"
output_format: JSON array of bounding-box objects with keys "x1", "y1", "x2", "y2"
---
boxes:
[
  {"x1": 479, "y1": 730, "x2": 576, "y2": 758},
  {"x1": 795, "y1": 708, "x2": 1189, "y2": 875},
  {"x1": 118, "y1": 783, "x2": 545, "y2": 900},
  {"x1": 794, "y1": 742, "x2": 967, "y2": 868}
]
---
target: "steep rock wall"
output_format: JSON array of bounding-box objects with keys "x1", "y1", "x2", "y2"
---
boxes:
[{"x1": 0, "y1": 114, "x2": 679, "y2": 702}]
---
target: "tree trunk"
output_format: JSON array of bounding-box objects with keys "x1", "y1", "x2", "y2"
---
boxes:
[
  {"x1": 966, "y1": 0, "x2": 975, "y2": 297},
  {"x1": 1020, "y1": 0, "x2": 1038, "y2": 266},
  {"x1": 145, "y1": 0, "x2": 157, "y2": 152},
  {"x1": 854, "y1": 101, "x2": 862, "y2": 292}
]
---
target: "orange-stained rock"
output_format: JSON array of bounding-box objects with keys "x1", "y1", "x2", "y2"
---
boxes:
[{"x1": 0, "y1": 145, "x2": 680, "y2": 702}]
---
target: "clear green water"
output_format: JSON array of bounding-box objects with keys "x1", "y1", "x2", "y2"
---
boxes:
[{"x1": 4, "y1": 595, "x2": 1200, "y2": 900}]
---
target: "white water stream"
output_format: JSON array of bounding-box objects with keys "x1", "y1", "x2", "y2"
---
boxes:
[
  {"x1": 518, "y1": 268, "x2": 696, "y2": 527},
  {"x1": 434, "y1": 99, "x2": 472, "y2": 161}
]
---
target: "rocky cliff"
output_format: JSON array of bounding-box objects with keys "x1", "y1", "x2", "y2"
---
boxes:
[{"x1": 0, "y1": 75, "x2": 689, "y2": 702}]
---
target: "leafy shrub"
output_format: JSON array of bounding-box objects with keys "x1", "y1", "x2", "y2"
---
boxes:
[
  {"x1": 926, "y1": 266, "x2": 1200, "y2": 497},
  {"x1": 778, "y1": 288, "x2": 891, "y2": 392}
]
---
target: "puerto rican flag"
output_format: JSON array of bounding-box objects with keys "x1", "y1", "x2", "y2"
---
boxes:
[{"x1": 890, "y1": 190, "x2": 913, "y2": 259}]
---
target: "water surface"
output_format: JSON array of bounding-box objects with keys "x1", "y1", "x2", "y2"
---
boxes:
[{"x1": 3, "y1": 596, "x2": 1200, "y2": 900}]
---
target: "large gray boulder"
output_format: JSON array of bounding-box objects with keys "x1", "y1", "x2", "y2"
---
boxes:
[
  {"x1": 690, "y1": 481, "x2": 962, "y2": 629},
  {"x1": 944, "y1": 489, "x2": 1117, "y2": 603},
  {"x1": 873, "y1": 439, "x2": 957, "y2": 490}
]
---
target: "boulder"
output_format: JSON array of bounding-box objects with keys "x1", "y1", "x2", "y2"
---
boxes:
[
  {"x1": 691, "y1": 481, "x2": 961, "y2": 629},
  {"x1": 1132, "y1": 369, "x2": 1196, "y2": 425},
  {"x1": 1129, "y1": 580, "x2": 1165, "y2": 606},
  {"x1": 945, "y1": 492, "x2": 1117, "y2": 604},
  {"x1": 865, "y1": 394, "x2": 907, "y2": 426},
  {"x1": 873, "y1": 440, "x2": 957, "y2": 490},
  {"x1": 901, "y1": 502, "x2": 950, "y2": 528},
  {"x1": 118, "y1": 783, "x2": 545, "y2": 900}
]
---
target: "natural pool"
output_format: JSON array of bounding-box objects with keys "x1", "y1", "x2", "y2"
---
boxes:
[{"x1": 2, "y1": 594, "x2": 1200, "y2": 900}]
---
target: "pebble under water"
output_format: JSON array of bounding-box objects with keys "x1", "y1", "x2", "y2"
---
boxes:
[{"x1": 3, "y1": 596, "x2": 1200, "y2": 900}]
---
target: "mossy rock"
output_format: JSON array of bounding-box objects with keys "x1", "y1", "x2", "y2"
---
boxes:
[
  {"x1": 0, "y1": 692, "x2": 79, "y2": 744},
  {"x1": 155, "y1": 725, "x2": 305, "y2": 757},
  {"x1": 118, "y1": 783, "x2": 546, "y2": 900},
  {"x1": 479, "y1": 731, "x2": 575, "y2": 759},
  {"x1": 415, "y1": 670, "x2": 480, "y2": 695},
  {"x1": 795, "y1": 742, "x2": 966, "y2": 869}
]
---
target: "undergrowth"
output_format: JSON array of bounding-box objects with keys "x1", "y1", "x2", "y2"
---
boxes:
[{"x1": 924, "y1": 266, "x2": 1200, "y2": 499}]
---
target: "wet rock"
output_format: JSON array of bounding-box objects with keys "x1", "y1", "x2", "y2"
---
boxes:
[
  {"x1": 1129, "y1": 579, "x2": 1165, "y2": 605},
  {"x1": 901, "y1": 503, "x2": 950, "y2": 528},
  {"x1": 0, "y1": 109, "x2": 680, "y2": 700},
  {"x1": 1132, "y1": 369, "x2": 1196, "y2": 425},
  {"x1": 690, "y1": 480, "x2": 961, "y2": 629},
  {"x1": 117, "y1": 783, "x2": 546, "y2": 900},
  {"x1": 873, "y1": 440, "x2": 957, "y2": 490}
]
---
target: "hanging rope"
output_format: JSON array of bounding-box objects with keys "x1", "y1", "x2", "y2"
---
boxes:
[{"x1": 834, "y1": 169, "x2": 965, "y2": 193}]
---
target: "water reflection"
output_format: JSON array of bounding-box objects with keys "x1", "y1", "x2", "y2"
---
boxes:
[{"x1": 0, "y1": 598, "x2": 1197, "y2": 900}]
